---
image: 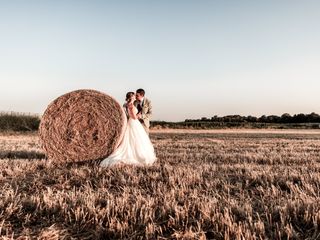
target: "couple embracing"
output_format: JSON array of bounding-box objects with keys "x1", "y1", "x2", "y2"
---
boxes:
[{"x1": 100, "y1": 89, "x2": 156, "y2": 167}]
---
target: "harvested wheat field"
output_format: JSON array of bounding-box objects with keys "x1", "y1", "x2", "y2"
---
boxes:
[{"x1": 1, "y1": 129, "x2": 320, "y2": 240}]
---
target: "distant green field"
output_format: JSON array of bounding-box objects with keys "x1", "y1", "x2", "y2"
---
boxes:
[{"x1": 151, "y1": 120, "x2": 320, "y2": 129}]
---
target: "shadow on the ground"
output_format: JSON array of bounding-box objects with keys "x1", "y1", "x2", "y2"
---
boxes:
[{"x1": 0, "y1": 150, "x2": 46, "y2": 160}]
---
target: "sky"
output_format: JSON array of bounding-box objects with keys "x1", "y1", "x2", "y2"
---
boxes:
[{"x1": 1, "y1": 0, "x2": 320, "y2": 121}]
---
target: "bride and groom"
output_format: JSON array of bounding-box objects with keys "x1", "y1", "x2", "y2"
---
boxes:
[{"x1": 100, "y1": 89, "x2": 156, "y2": 167}]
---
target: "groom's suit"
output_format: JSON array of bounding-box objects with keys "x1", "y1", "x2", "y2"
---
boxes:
[{"x1": 134, "y1": 97, "x2": 152, "y2": 134}]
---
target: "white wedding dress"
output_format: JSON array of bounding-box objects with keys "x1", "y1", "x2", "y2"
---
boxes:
[{"x1": 100, "y1": 107, "x2": 156, "y2": 167}]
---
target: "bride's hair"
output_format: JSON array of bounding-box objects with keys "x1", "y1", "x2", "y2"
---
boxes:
[{"x1": 126, "y1": 92, "x2": 135, "y2": 102}]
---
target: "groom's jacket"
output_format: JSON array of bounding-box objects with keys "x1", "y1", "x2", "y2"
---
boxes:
[{"x1": 134, "y1": 98, "x2": 152, "y2": 130}]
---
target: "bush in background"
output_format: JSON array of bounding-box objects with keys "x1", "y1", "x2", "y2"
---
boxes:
[{"x1": 0, "y1": 112, "x2": 40, "y2": 131}]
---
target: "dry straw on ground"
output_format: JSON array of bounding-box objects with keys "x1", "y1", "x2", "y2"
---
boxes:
[
  {"x1": 1, "y1": 130, "x2": 320, "y2": 239},
  {"x1": 39, "y1": 89, "x2": 126, "y2": 163}
]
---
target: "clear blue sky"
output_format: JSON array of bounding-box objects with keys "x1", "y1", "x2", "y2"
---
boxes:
[{"x1": 1, "y1": 1, "x2": 320, "y2": 121}]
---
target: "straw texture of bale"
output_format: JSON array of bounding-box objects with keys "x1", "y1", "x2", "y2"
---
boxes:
[{"x1": 39, "y1": 89, "x2": 126, "y2": 163}]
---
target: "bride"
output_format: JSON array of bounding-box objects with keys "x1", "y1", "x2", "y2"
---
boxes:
[{"x1": 100, "y1": 92, "x2": 157, "y2": 167}]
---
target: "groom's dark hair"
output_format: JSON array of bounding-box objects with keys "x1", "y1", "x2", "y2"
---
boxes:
[{"x1": 136, "y1": 88, "x2": 145, "y2": 96}]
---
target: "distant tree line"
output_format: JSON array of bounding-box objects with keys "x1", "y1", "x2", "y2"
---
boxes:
[
  {"x1": 185, "y1": 112, "x2": 320, "y2": 124},
  {"x1": 2, "y1": 111, "x2": 320, "y2": 131},
  {"x1": 152, "y1": 112, "x2": 320, "y2": 129}
]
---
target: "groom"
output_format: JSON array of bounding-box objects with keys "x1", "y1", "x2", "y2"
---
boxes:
[{"x1": 135, "y1": 88, "x2": 152, "y2": 134}]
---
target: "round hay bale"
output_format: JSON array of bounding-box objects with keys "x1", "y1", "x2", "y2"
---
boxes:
[{"x1": 39, "y1": 89, "x2": 127, "y2": 163}]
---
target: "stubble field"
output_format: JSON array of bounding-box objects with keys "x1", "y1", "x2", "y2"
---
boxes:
[{"x1": 0, "y1": 129, "x2": 320, "y2": 239}]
